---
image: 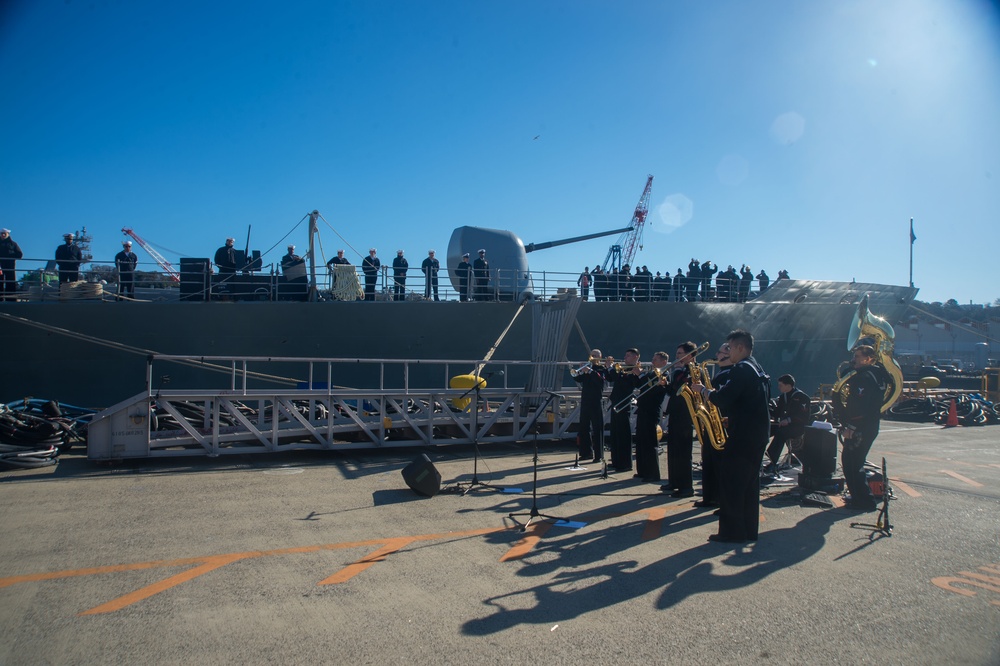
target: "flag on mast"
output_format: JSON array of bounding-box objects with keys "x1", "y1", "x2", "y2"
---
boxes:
[{"x1": 910, "y1": 218, "x2": 916, "y2": 244}]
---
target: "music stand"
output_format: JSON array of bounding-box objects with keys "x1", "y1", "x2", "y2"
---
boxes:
[
  {"x1": 850, "y1": 456, "x2": 893, "y2": 538},
  {"x1": 509, "y1": 391, "x2": 569, "y2": 531},
  {"x1": 453, "y1": 374, "x2": 504, "y2": 495}
]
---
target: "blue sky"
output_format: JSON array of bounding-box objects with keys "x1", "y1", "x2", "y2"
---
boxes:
[{"x1": 2, "y1": 0, "x2": 998, "y2": 304}]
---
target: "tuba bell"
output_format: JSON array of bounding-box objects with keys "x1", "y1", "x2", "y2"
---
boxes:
[{"x1": 831, "y1": 293, "x2": 904, "y2": 414}]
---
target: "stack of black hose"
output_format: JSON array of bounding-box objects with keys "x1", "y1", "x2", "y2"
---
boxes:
[{"x1": 0, "y1": 400, "x2": 96, "y2": 469}]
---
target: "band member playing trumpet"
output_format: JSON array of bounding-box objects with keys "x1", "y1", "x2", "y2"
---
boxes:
[
  {"x1": 605, "y1": 348, "x2": 641, "y2": 472},
  {"x1": 572, "y1": 349, "x2": 608, "y2": 463},
  {"x1": 661, "y1": 341, "x2": 698, "y2": 498},
  {"x1": 634, "y1": 351, "x2": 670, "y2": 482},
  {"x1": 692, "y1": 330, "x2": 770, "y2": 544}
]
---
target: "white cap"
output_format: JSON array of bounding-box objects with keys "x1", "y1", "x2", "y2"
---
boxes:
[
  {"x1": 287, "y1": 244, "x2": 295, "y2": 250},
  {"x1": 0, "y1": 228, "x2": 9, "y2": 234},
  {"x1": 123, "y1": 241, "x2": 132, "y2": 246},
  {"x1": 428, "y1": 249, "x2": 435, "y2": 254},
  {"x1": 369, "y1": 248, "x2": 377, "y2": 253},
  {"x1": 397, "y1": 249, "x2": 403, "y2": 254}
]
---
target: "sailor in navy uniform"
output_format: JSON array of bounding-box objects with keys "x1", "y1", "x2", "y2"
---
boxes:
[
  {"x1": 115, "y1": 241, "x2": 138, "y2": 300},
  {"x1": 362, "y1": 248, "x2": 380, "y2": 301},
  {"x1": 392, "y1": 250, "x2": 408, "y2": 301},
  {"x1": 694, "y1": 330, "x2": 770, "y2": 543},
  {"x1": 55, "y1": 233, "x2": 83, "y2": 284},
  {"x1": 572, "y1": 350, "x2": 608, "y2": 463},
  {"x1": 661, "y1": 341, "x2": 698, "y2": 497},
  {"x1": 456, "y1": 253, "x2": 472, "y2": 301},
  {"x1": 836, "y1": 345, "x2": 888, "y2": 510},
  {"x1": 764, "y1": 373, "x2": 811, "y2": 472},
  {"x1": 634, "y1": 351, "x2": 670, "y2": 482},
  {"x1": 605, "y1": 348, "x2": 641, "y2": 472},
  {"x1": 422, "y1": 250, "x2": 440, "y2": 301}
]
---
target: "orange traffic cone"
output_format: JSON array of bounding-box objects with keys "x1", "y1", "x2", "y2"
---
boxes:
[{"x1": 943, "y1": 399, "x2": 960, "y2": 428}]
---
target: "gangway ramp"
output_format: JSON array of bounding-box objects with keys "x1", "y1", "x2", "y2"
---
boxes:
[{"x1": 87, "y1": 355, "x2": 584, "y2": 460}]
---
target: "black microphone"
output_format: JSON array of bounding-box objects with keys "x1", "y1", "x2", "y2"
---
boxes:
[{"x1": 546, "y1": 390, "x2": 565, "y2": 399}]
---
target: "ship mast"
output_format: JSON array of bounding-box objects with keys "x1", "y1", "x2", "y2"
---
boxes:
[{"x1": 307, "y1": 210, "x2": 319, "y2": 302}]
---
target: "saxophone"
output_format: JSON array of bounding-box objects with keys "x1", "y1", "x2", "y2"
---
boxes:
[
  {"x1": 831, "y1": 293, "x2": 904, "y2": 414},
  {"x1": 677, "y1": 343, "x2": 727, "y2": 451}
]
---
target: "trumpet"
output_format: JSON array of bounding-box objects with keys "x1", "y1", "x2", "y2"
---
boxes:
[{"x1": 569, "y1": 357, "x2": 602, "y2": 377}]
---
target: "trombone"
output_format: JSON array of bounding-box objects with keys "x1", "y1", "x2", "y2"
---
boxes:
[{"x1": 611, "y1": 366, "x2": 664, "y2": 414}]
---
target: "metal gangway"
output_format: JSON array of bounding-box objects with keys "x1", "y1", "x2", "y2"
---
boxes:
[{"x1": 87, "y1": 355, "x2": 586, "y2": 460}]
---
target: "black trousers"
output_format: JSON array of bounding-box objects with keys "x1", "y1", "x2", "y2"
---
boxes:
[
  {"x1": 765, "y1": 427, "x2": 802, "y2": 466},
  {"x1": 717, "y1": 446, "x2": 766, "y2": 541},
  {"x1": 393, "y1": 278, "x2": 406, "y2": 301},
  {"x1": 1, "y1": 274, "x2": 18, "y2": 301},
  {"x1": 364, "y1": 276, "x2": 377, "y2": 301},
  {"x1": 634, "y1": 412, "x2": 660, "y2": 481},
  {"x1": 608, "y1": 410, "x2": 632, "y2": 470},
  {"x1": 700, "y1": 441, "x2": 720, "y2": 503},
  {"x1": 666, "y1": 422, "x2": 694, "y2": 491},
  {"x1": 577, "y1": 404, "x2": 604, "y2": 460},
  {"x1": 842, "y1": 429, "x2": 877, "y2": 506},
  {"x1": 119, "y1": 276, "x2": 135, "y2": 300}
]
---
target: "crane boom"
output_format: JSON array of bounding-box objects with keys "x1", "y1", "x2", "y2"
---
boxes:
[
  {"x1": 121, "y1": 227, "x2": 181, "y2": 282},
  {"x1": 602, "y1": 174, "x2": 653, "y2": 273}
]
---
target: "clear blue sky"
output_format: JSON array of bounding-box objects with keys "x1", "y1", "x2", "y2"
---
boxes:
[{"x1": 2, "y1": 0, "x2": 998, "y2": 304}]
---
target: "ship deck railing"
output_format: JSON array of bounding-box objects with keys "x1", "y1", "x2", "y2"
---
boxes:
[{"x1": 2, "y1": 259, "x2": 771, "y2": 303}]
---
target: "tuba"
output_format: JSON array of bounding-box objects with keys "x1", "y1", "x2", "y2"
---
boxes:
[{"x1": 831, "y1": 293, "x2": 904, "y2": 414}]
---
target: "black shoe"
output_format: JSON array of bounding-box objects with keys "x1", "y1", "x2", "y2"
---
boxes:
[
  {"x1": 693, "y1": 500, "x2": 718, "y2": 508},
  {"x1": 659, "y1": 484, "x2": 673, "y2": 493},
  {"x1": 672, "y1": 489, "x2": 694, "y2": 498},
  {"x1": 708, "y1": 534, "x2": 745, "y2": 544}
]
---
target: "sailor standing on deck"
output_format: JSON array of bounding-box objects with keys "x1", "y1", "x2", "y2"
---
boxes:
[
  {"x1": 115, "y1": 241, "x2": 138, "y2": 300},
  {"x1": 456, "y1": 253, "x2": 472, "y2": 302},
  {"x1": 421, "y1": 250, "x2": 440, "y2": 301},
  {"x1": 361, "y1": 248, "x2": 380, "y2": 301},
  {"x1": 214, "y1": 237, "x2": 237, "y2": 275},
  {"x1": 392, "y1": 250, "x2": 408, "y2": 301},
  {"x1": 0, "y1": 228, "x2": 23, "y2": 301},
  {"x1": 55, "y1": 233, "x2": 83, "y2": 284},
  {"x1": 473, "y1": 249, "x2": 490, "y2": 301}
]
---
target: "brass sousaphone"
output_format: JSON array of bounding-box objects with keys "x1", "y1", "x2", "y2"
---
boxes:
[{"x1": 832, "y1": 293, "x2": 904, "y2": 414}]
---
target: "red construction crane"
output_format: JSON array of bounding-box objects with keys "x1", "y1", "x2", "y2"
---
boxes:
[
  {"x1": 602, "y1": 174, "x2": 653, "y2": 273},
  {"x1": 121, "y1": 227, "x2": 181, "y2": 282}
]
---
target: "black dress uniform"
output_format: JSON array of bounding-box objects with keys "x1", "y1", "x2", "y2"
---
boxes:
[
  {"x1": 765, "y1": 387, "x2": 811, "y2": 468},
  {"x1": 837, "y1": 365, "x2": 888, "y2": 509},
  {"x1": 634, "y1": 369, "x2": 667, "y2": 481},
  {"x1": 664, "y1": 366, "x2": 695, "y2": 495},
  {"x1": 573, "y1": 364, "x2": 608, "y2": 461},
  {"x1": 606, "y1": 365, "x2": 639, "y2": 471},
  {"x1": 707, "y1": 356, "x2": 770, "y2": 541}
]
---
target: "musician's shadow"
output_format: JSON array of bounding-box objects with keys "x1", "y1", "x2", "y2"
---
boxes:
[{"x1": 462, "y1": 509, "x2": 842, "y2": 635}]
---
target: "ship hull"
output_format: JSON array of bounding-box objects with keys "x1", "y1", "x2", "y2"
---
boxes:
[{"x1": 0, "y1": 280, "x2": 916, "y2": 407}]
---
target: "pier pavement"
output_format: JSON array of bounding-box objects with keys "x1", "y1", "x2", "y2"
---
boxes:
[{"x1": 1, "y1": 421, "x2": 998, "y2": 665}]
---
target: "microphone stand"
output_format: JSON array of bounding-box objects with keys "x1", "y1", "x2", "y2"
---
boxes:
[
  {"x1": 454, "y1": 374, "x2": 504, "y2": 495},
  {"x1": 509, "y1": 391, "x2": 568, "y2": 531}
]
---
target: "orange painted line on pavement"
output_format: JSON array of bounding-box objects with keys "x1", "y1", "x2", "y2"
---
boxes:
[
  {"x1": 318, "y1": 537, "x2": 416, "y2": 585},
  {"x1": 81, "y1": 554, "x2": 248, "y2": 615},
  {"x1": 499, "y1": 522, "x2": 553, "y2": 562},
  {"x1": 1, "y1": 527, "x2": 508, "y2": 615},
  {"x1": 939, "y1": 470, "x2": 984, "y2": 487},
  {"x1": 640, "y1": 507, "x2": 669, "y2": 541},
  {"x1": 889, "y1": 478, "x2": 921, "y2": 498}
]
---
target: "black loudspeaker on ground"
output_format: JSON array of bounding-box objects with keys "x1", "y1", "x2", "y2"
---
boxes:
[{"x1": 401, "y1": 454, "x2": 442, "y2": 497}]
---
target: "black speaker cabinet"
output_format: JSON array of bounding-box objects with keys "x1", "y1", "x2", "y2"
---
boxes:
[
  {"x1": 401, "y1": 454, "x2": 441, "y2": 497},
  {"x1": 800, "y1": 427, "x2": 837, "y2": 478}
]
